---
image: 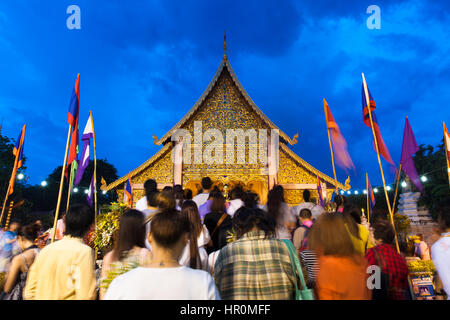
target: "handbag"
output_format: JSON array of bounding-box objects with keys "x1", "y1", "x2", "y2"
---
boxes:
[{"x1": 282, "y1": 239, "x2": 314, "y2": 300}]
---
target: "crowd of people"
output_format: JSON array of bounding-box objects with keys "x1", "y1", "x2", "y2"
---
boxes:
[{"x1": 0, "y1": 176, "x2": 449, "y2": 300}]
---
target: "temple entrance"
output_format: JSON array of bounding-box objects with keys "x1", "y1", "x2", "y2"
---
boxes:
[{"x1": 184, "y1": 179, "x2": 267, "y2": 204}]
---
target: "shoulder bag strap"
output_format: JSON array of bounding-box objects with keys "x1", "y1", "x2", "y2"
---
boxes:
[
  {"x1": 282, "y1": 239, "x2": 308, "y2": 292},
  {"x1": 211, "y1": 213, "x2": 228, "y2": 238}
]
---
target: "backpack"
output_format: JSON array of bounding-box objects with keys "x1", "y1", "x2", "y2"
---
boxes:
[{"x1": 298, "y1": 225, "x2": 311, "y2": 252}]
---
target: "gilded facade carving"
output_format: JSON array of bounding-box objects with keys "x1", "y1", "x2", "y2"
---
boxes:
[{"x1": 109, "y1": 57, "x2": 344, "y2": 206}]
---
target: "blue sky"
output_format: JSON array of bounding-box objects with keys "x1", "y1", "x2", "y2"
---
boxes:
[{"x1": 0, "y1": 0, "x2": 449, "y2": 190}]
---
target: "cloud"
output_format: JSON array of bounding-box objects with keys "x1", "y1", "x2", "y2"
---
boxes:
[{"x1": 0, "y1": 0, "x2": 449, "y2": 190}]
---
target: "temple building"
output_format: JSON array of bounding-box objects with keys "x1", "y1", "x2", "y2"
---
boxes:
[{"x1": 105, "y1": 36, "x2": 349, "y2": 205}]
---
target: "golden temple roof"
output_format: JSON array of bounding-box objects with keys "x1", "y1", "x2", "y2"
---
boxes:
[
  {"x1": 106, "y1": 42, "x2": 349, "y2": 192},
  {"x1": 153, "y1": 55, "x2": 297, "y2": 146}
]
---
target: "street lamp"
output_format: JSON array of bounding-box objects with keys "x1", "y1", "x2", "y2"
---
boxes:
[
  {"x1": 386, "y1": 186, "x2": 392, "y2": 191},
  {"x1": 420, "y1": 176, "x2": 428, "y2": 182},
  {"x1": 102, "y1": 190, "x2": 107, "y2": 195},
  {"x1": 73, "y1": 187, "x2": 79, "y2": 193},
  {"x1": 347, "y1": 191, "x2": 351, "y2": 195},
  {"x1": 354, "y1": 190, "x2": 359, "y2": 195},
  {"x1": 17, "y1": 173, "x2": 24, "y2": 180},
  {"x1": 363, "y1": 190, "x2": 367, "y2": 194},
  {"x1": 373, "y1": 188, "x2": 379, "y2": 193},
  {"x1": 41, "y1": 181, "x2": 48, "y2": 187},
  {"x1": 84, "y1": 189, "x2": 89, "y2": 194},
  {"x1": 401, "y1": 181, "x2": 407, "y2": 188}
]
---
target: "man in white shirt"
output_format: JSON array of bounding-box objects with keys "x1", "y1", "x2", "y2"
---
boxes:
[
  {"x1": 135, "y1": 179, "x2": 157, "y2": 211},
  {"x1": 192, "y1": 177, "x2": 213, "y2": 208},
  {"x1": 104, "y1": 209, "x2": 220, "y2": 300},
  {"x1": 227, "y1": 186, "x2": 244, "y2": 218},
  {"x1": 431, "y1": 210, "x2": 450, "y2": 300},
  {"x1": 294, "y1": 190, "x2": 325, "y2": 220}
]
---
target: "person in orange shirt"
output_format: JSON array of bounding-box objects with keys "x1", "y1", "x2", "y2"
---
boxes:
[{"x1": 308, "y1": 213, "x2": 371, "y2": 300}]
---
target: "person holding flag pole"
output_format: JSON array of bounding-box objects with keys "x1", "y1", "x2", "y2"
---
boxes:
[
  {"x1": 323, "y1": 98, "x2": 355, "y2": 195},
  {"x1": 51, "y1": 74, "x2": 80, "y2": 243},
  {"x1": 443, "y1": 121, "x2": 450, "y2": 187},
  {"x1": 361, "y1": 73, "x2": 400, "y2": 253},
  {"x1": 0, "y1": 125, "x2": 26, "y2": 226}
]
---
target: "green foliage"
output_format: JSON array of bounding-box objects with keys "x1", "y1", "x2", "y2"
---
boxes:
[
  {"x1": 91, "y1": 202, "x2": 128, "y2": 253},
  {"x1": 413, "y1": 141, "x2": 450, "y2": 219},
  {"x1": 0, "y1": 130, "x2": 120, "y2": 228},
  {"x1": 20, "y1": 158, "x2": 119, "y2": 214},
  {"x1": 407, "y1": 260, "x2": 436, "y2": 274},
  {"x1": 393, "y1": 213, "x2": 411, "y2": 238},
  {"x1": 100, "y1": 259, "x2": 140, "y2": 291}
]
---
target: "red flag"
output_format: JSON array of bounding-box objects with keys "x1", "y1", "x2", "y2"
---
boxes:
[
  {"x1": 324, "y1": 99, "x2": 355, "y2": 171},
  {"x1": 66, "y1": 75, "x2": 80, "y2": 178},
  {"x1": 123, "y1": 173, "x2": 133, "y2": 207},
  {"x1": 361, "y1": 78, "x2": 395, "y2": 167}
]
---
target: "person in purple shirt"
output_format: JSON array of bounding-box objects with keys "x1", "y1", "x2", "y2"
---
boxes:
[{"x1": 198, "y1": 188, "x2": 222, "y2": 221}]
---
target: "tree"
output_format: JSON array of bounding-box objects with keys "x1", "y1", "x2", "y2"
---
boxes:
[
  {"x1": 21, "y1": 158, "x2": 119, "y2": 213},
  {"x1": 413, "y1": 141, "x2": 450, "y2": 219}
]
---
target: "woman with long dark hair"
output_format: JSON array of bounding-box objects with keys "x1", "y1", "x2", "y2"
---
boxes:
[
  {"x1": 203, "y1": 192, "x2": 232, "y2": 254},
  {"x1": 334, "y1": 195, "x2": 347, "y2": 213},
  {"x1": 264, "y1": 185, "x2": 297, "y2": 240},
  {"x1": 100, "y1": 209, "x2": 152, "y2": 299},
  {"x1": 179, "y1": 200, "x2": 210, "y2": 270},
  {"x1": 2, "y1": 223, "x2": 40, "y2": 300}
]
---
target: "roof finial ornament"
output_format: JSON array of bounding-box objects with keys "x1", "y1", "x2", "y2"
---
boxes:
[{"x1": 224, "y1": 31, "x2": 227, "y2": 60}]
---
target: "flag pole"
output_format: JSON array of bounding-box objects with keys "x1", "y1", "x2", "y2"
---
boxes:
[
  {"x1": 0, "y1": 124, "x2": 25, "y2": 226},
  {"x1": 4, "y1": 200, "x2": 14, "y2": 230},
  {"x1": 91, "y1": 110, "x2": 98, "y2": 260},
  {"x1": 65, "y1": 161, "x2": 75, "y2": 216},
  {"x1": 51, "y1": 124, "x2": 72, "y2": 243},
  {"x1": 323, "y1": 99, "x2": 339, "y2": 195},
  {"x1": 392, "y1": 163, "x2": 402, "y2": 215},
  {"x1": 444, "y1": 122, "x2": 450, "y2": 188},
  {"x1": 362, "y1": 73, "x2": 400, "y2": 253},
  {"x1": 0, "y1": 182, "x2": 12, "y2": 227},
  {"x1": 366, "y1": 173, "x2": 370, "y2": 224}
]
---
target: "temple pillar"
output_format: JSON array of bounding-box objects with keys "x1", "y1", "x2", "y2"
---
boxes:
[
  {"x1": 268, "y1": 130, "x2": 279, "y2": 190},
  {"x1": 173, "y1": 137, "x2": 183, "y2": 185}
]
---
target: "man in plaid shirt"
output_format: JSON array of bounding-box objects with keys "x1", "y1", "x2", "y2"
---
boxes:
[
  {"x1": 365, "y1": 220, "x2": 410, "y2": 300},
  {"x1": 213, "y1": 208, "x2": 296, "y2": 300}
]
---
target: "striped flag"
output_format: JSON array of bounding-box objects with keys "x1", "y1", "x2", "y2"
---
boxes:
[
  {"x1": 324, "y1": 99, "x2": 355, "y2": 171},
  {"x1": 317, "y1": 176, "x2": 325, "y2": 207},
  {"x1": 8, "y1": 125, "x2": 26, "y2": 195},
  {"x1": 74, "y1": 114, "x2": 94, "y2": 186},
  {"x1": 123, "y1": 173, "x2": 133, "y2": 207},
  {"x1": 66, "y1": 74, "x2": 80, "y2": 178},
  {"x1": 361, "y1": 77, "x2": 395, "y2": 166},
  {"x1": 444, "y1": 122, "x2": 450, "y2": 186}
]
